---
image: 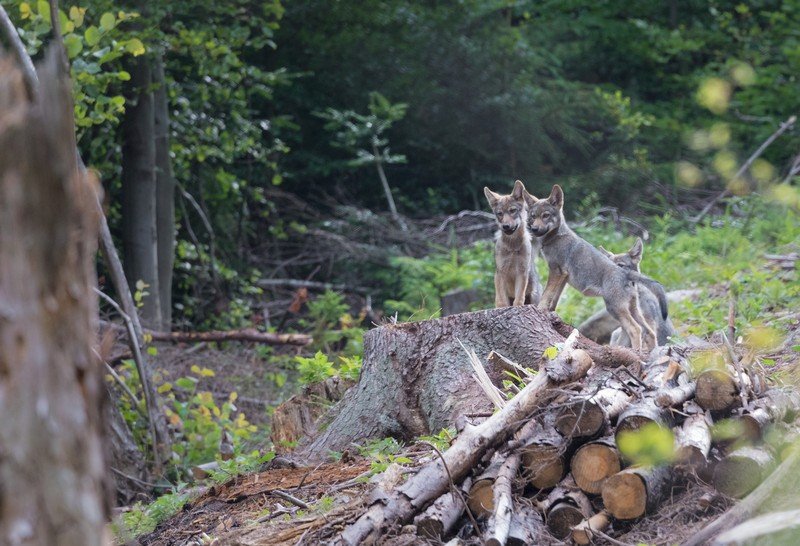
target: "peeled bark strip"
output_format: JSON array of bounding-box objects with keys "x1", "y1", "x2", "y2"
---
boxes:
[
  {"x1": 0, "y1": 50, "x2": 108, "y2": 545},
  {"x1": 336, "y1": 330, "x2": 593, "y2": 545},
  {"x1": 304, "y1": 307, "x2": 598, "y2": 461},
  {"x1": 601, "y1": 465, "x2": 672, "y2": 520},
  {"x1": 695, "y1": 368, "x2": 740, "y2": 412},
  {"x1": 674, "y1": 413, "x2": 712, "y2": 468},
  {"x1": 571, "y1": 510, "x2": 611, "y2": 545},
  {"x1": 485, "y1": 453, "x2": 522, "y2": 546},
  {"x1": 543, "y1": 477, "x2": 592, "y2": 539},
  {"x1": 713, "y1": 446, "x2": 776, "y2": 498},
  {"x1": 415, "y1": 477, "x2": 472, "y2": 539},
  {"x1": 571, "y1": 436, "x2": 621, "y2": 494}
]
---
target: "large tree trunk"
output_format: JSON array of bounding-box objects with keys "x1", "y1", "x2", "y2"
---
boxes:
[
  {"x1": 152, "y1": 52, "x2": 175, "y2": 327},
  {"x1": 0, "y1": 50, "x2": 108, "y2": 544},
  {"x1": 298, "y1": 306, "x2": 640, "y2": 461},
  {"x1": 121, "y1": 52, "x2": 162, "y2": 328}
]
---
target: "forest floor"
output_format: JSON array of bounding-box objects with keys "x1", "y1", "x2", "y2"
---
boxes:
[{"x1": 136, "y1": 285, "x2": 800, "y2": 546}]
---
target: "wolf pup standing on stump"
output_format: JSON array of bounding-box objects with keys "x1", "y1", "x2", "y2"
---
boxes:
[
  {"x1": 484, "y1": 180, "x2": 542, "y2": 307},
  {"x1": 524, "y1": 185, "x2": 657, "y2": 352},
  {"x1": 599, "y1": 238, "x2": 674, "y2": 347}
]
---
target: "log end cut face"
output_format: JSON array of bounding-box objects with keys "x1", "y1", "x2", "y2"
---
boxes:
[
  {"x1": 522, "y1": 446, "x2": 565, "y2": 489},
  {"x1": 555, "y1": 400, "x2": 605, "y2": 438},
  {"x1": 572, "y1": 443, "x2": 621, "y2": 494},
  {"x1": 546, "y1": 502, "x2": 586, "y2": 539},
  {"x1": 695, "y1": 370, "x2": 738, "y2": 411},
  {"x1": 467, "y1": 479, "x2": 495, "y2": 518},
  {"x1": 602, "y1": 472, "x2": 647, "y2": 520}
]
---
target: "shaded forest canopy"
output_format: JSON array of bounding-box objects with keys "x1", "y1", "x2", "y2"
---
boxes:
[{"x1": 5, "y1": 0, "x2": 800, "y2": 328}]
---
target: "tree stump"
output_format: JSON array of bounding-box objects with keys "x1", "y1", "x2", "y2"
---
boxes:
[
  {"x1": 0, "y1": 50, "x2": 108, "y2": 544},
  {"x1": 300, "y1": 306, "x2": 562, "y2": 459},
  {"x1": 298, "y1": 306, "x2": 639, "y2": 461}
]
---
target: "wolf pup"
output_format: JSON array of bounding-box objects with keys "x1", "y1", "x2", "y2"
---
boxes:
[
  {"x1": 524, "y1": 185, "x2": 657, "y2": 351},
  {"x1": 599, "y1": 238, "x2": 674, "y2": 347},
  {"x1": 484, "y1": 180, "x2": 542, "y2": 307}
]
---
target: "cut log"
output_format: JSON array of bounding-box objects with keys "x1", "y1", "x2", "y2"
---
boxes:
[
  {"x1": 507, "y1": 502, "x2": 546, "y2": 546},
  {"x1": 543, "y1": 477, "x2": 592, "y2": 539},
  {"x1": 601, "y1": 465, "x2": 672, "y2": 519},
  {"x1": 571, "y1": 510, "x2": 611, "y2": 545},
  {"x1": 674, "y1": 412, "x2": 712, "y2": 468},
  {"x1": 738, "y1": 388, "x2": 800, "y2": 441},
  {"x1": 467, "y1": 456, "x2": 505, "y2": 518},
  {"x1": 683, "y1": 445, "x2": 800, "y2": 546},
  {"x1": 335, "y1": 329, "x2": 594, "y2": 545},
  {"x1": 485, "y1": 452, "x2": 522, "y2": 546},
  {"x1": 520, "y1": 419, "x2": 571, "y2": 489},
  {"x1": 713, "y1": 446, "x2": 776, "y2": 498},
  {"x1": 655, "y1": 378, "x2": 696, "y2": 408},
  {"x1": 571, "y1": 436, "x2": 622, "y2": 494},
  {"x1": 615, "y1": 398, "x2": 673, "y2": 449},
  {"x1": 415, "y1": 477, "x2": 472, "y2": 539},
  {"x1": 555, "y1": 386, "x2": 633, "y2": 438},
  {"x1": 303, "y1": 307, "x2": 624, "y2": 463},
  {"x1": 712, "y1": 508, "x2": 800, "y2": 546},
  {"x1": 695, "y1": 368, "x2": 740, "y2": 412}
]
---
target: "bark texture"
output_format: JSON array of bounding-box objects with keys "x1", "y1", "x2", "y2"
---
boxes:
[
  {"x1": 0, "y1": 51, "x2": 108, "y2": 545},
  {"x1": 300, "y1": 306, "x2": 576, "y2": 460},
  {"x1": 152, "y1": 52, "x2": 175, "y2": 327},
  {"x1": 121, "y1": 52, "x2": 162, "y2": 328}
]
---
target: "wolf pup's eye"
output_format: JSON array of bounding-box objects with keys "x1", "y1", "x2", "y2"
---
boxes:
[
  {"x1": 509, "y1": 208, "x2": 517, "y2": 214},
  {"x1": 542, "y1": 212, "x2": 550, "y2": 219}
]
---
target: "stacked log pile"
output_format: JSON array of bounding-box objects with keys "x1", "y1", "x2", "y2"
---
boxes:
[{"x1": 336, "y1": 338, "x2": 800, "y2": 545}]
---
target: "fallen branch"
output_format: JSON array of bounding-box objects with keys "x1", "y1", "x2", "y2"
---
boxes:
[{"x1": 145, "y1": 327, "x2": 312, "y2": 346}]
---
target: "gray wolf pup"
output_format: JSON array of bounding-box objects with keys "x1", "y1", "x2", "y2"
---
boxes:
[
  {"x1": 524, "y1": 185, "x2": 657, "y2": 351},
  {"x1": 484, "y1": 180, "x2": 542, "y2": 307},
  {"x1": 598, "y1": 238, "x2": 674, "y2": 347}
]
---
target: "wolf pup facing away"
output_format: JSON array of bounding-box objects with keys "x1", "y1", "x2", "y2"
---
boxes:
[
  {"x1": 484, "y1": 180, "x2": 542, "y2": 308},
  {"x1": 524, "y1": 185, "x2": 657, "y2": 351},
  {"x1": 599, "y1": 238, "x2": 674, "y2": 347}
]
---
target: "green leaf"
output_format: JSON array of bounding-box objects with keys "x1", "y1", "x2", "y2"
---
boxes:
[
  {"x1": 99, "y1": 12, "x2": 116, "y2": 32},
  {"x1": 37, "y1": 1, "x2": 50, "y2": 22},
  {"x1": 69, "y1": 6, "x2": 85, "y2": 27},
  {"x1": 147, "y1": 346, "x2": 158, "y2": 356},
  {"x1": 175, "y1": 377, "x2": 198, "y2": 391},
  {"x1": 125, "y1": 38, "x2": 146, "y2": 56},
  {"x1": 543, "y1": 346, "x2": 559, "y2": 360},
  {"x1": 117, "y1": 71, "x2": 131, "y2": 81},
  {"x1": 84, "y1": 26, "x2": 101, "y2": 47},
  {"x1": 20, "y1": 3, "x2": 32, "y2": 20},
  {"x1": 63, "y1": 34, "x2": 83, "y2": 59}
]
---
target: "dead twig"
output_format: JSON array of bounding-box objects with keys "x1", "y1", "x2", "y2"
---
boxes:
[
  {"x1": 691, "y1": 115, "x2": 797, "y2": 225},
  {"x1": 272, "y1": 490, "x2": 310, "y2": 510}
]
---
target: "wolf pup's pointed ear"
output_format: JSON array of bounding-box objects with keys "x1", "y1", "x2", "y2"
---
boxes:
[
  {"x1": 629, "y1": 237, "x2": 644, "y2": 263},
  {"x1": 523, "y1": 190, "x2": 538, "y2": 208},
  {"x1": 512, "y1": 180, "x2": 525, "y2": 200},
  {"x1": 484, "y1": 187, "x2": 499, "y2": 207},
  {"x1": 548, "y1": 185, "x2": 564, "y2": 209},
  {"x1": 598, "y1": 245, "x2": 613, "y2": 258}
]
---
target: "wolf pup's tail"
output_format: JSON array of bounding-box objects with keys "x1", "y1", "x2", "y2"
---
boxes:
[{"x1": 630, "y1": 272, "x2": 669, "y2": 320}]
